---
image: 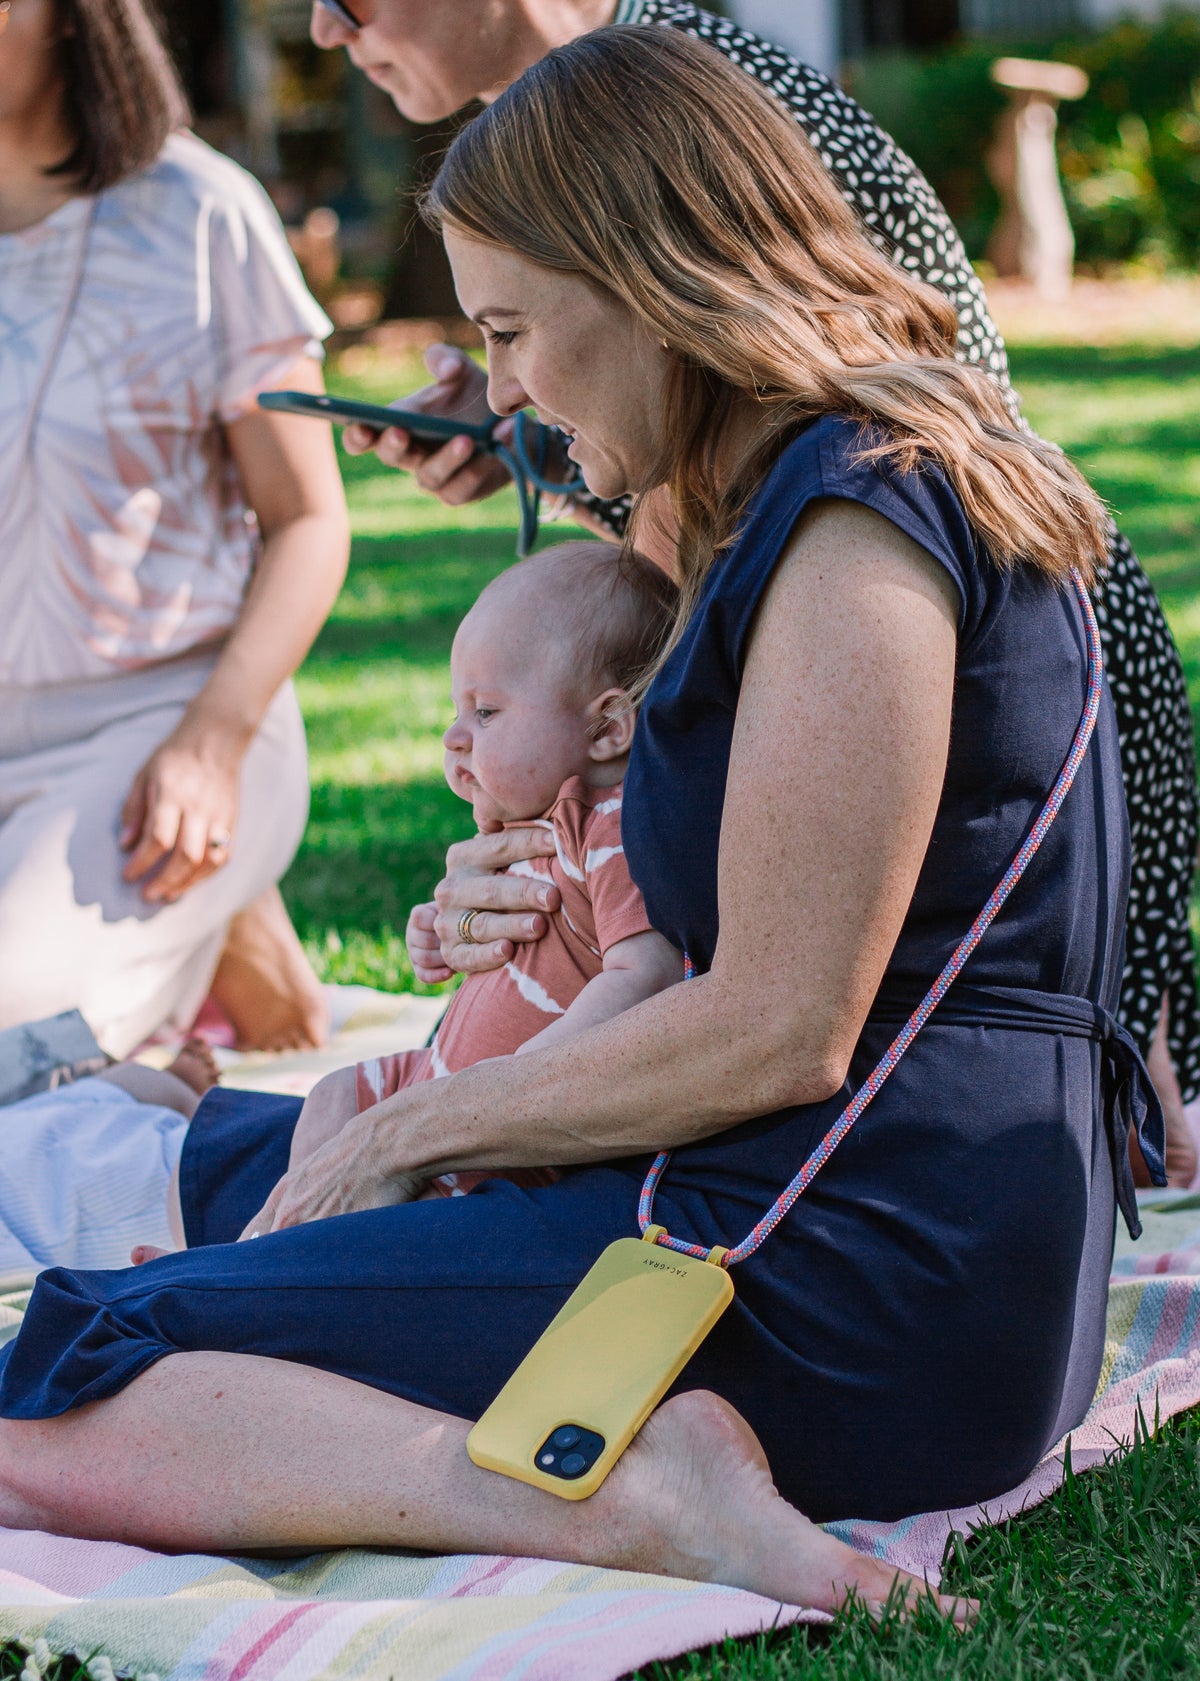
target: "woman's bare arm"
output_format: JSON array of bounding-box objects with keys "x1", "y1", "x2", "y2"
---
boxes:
[
  {"x1": 248, "y1": 501, "x2": 957, "y2": 1232},
  {"x1": 121, "y1": 356, "x2": 350, "y2": 901}
]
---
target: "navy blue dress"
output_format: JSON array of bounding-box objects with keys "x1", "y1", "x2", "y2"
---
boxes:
[{"x1": 0, "y1": 417, "x2": 1163, "y2": 1523}]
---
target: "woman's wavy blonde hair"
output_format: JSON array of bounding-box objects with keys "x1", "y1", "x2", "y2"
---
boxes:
[{"x1": 424, "y1": 26, "x2": 1107, "y2": 618}]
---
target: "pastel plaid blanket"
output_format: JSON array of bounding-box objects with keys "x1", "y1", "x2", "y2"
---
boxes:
[{"x1": 0, "y1": 1194, "x2": 1197, "y2": 1681}]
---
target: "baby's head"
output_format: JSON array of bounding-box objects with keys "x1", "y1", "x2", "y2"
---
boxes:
[{"x1": 443, "y1": 541, "x2": 678, "y2": 826}]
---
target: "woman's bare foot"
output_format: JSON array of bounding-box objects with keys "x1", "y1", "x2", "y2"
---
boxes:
[
  {"x1": 211, "y1": 887, "x2": 329, "y2": 1053},
  {"x1": 599, "y1": 1389, "x2": 973, "y2": 1621},
  {"x1": 1133, "y1": 995, "x2": 1198, "y2": 1189},
  {"x1": 166, "y1": 1038, "x2": 219, "y2": 1097}
]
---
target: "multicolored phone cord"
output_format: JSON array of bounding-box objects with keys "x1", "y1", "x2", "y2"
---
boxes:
[{"x1": 638, "y1": 569, "x2": 1105, "y2": 1269}]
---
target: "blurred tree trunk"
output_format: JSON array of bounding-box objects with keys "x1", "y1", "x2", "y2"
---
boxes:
[{"x1": 383, "y1": 110, "x2": 477, "y2": 319}]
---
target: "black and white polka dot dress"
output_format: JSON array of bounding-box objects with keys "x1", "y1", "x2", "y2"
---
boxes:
[{"x1": 600, "y1": 0, "x2": 1200, "y2": 1099}]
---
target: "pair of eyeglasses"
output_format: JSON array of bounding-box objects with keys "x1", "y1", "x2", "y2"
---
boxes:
[{"x1": 316, "y1": 0, "x2": 361, "y2": 31}]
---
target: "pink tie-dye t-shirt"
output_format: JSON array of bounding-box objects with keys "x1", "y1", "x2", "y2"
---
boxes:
[{"x1": 0, "y1": 132, "x2": 331, "y2": 684}]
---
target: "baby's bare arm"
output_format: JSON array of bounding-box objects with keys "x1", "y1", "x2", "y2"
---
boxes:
[
  {"x1": 289, "y1": 1066, "x2": 361, "y2": 1170},
  {"x1": 514, "y1": 931, "x2": 683, "y2": 1056}
]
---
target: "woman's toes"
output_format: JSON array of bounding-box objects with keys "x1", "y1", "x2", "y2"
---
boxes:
[
  {"x1": 844, "y1": 1559, "x2": 977, "y2": 1624},
  {"x1": 616, "y1": 1390, "x2": 972, "y2": 1621}
]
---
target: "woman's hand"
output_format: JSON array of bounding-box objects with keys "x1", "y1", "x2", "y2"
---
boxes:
[
  {"x1": 119, "y1": 355, "x2": 351, "y2": 911},
  {"x1": 431, "y1": 826, "x2": 560, "y2": 975},
  {"x1": 238, "y1": 1111, "x2": 427, "y2": 1237},
  {"x1": 341, "y1": 343, "x2": 513, "y2": 506},
  {"x1": 120, "y1": 721, "x2": 244, "y2": 903}
]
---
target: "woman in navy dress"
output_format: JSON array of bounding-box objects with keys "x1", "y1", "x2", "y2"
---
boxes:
[{"x1": 0, "y1": 29, "x2": 1163, "y2": 1606}]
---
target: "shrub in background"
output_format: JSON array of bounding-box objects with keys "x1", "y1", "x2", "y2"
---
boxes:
[{"x1": 848, "y1": 13, "x2": 1200, "y2": 270}]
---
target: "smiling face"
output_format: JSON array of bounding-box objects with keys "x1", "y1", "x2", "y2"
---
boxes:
[
  {"x1": 443, "y1": 588, "x2": 615, "y2": 826},
  {"x1": 445, "y1": 229, "x2": 671, "y2": 504},
  {"x1": 309, "y1": 0, "x2": 525, "y2": 125}
]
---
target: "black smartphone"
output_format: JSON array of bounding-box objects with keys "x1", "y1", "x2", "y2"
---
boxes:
[{"x1": 257, "y1": 389, "x2": 498, "y2": 446}]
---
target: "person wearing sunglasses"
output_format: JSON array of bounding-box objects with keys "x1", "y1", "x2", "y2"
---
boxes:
[
  {"x1": 0, "y1": 0, "x2": 351, "y2": 1057},
  {"x1": 314, "y1": 0, "x2": 1200, "y2": 1188}
]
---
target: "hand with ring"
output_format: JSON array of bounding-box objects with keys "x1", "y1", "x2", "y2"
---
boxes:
[
  {"x1": 120, "y1": 718, "x2": 242, "y2": 904},
  {"x1": 457, "y1": 907, "x2": 483, "y2": 944},
  {"x1": 405, "y1": 826, "x2": 561, "y2": 983}
]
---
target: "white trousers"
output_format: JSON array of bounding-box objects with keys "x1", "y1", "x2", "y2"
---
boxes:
[{"x1": 0, "y1": 655, "x2": 309, "y2": 1056}]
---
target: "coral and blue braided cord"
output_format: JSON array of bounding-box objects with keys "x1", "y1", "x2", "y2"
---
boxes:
[{"x1": 638, "y1": 570, "x2": 1104, "y2": 1268}]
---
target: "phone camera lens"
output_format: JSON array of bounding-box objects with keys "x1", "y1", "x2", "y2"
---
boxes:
[{"x1": 535, "y1": 1424, "x2": 605, "y2": 1481}]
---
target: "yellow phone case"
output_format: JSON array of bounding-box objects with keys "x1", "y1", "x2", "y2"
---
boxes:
[{"x1": 467, "y1": 1232, "x2": 734, "y2": 1499}]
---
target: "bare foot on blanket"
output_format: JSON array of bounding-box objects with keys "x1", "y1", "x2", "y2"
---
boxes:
[
  {"x1": 166, "y1": 1038, "x2": 219, "y2": 1097},
  {"x1": 211, "y1": 887, "x2": 329, "y2": 1053},
  {"x1": 600, "y1": 1390, "x2": 974, "y2": 1621}
]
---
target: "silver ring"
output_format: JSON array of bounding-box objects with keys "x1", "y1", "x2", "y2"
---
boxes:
[
  {"x1": 208, "y1": 831, "x2": 231, "y2": 855},
  {"x1": 457, "y1": 908, "x2": 482, "y2": 944}
]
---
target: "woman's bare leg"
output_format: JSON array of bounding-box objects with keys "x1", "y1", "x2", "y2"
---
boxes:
[
  {"x1": 211, "y1": 887, "x2": 329, "y2": 1053},
  {"x1": 0, "y1": 1357, "x2": 967, "y2": 1619},
  {"x1": 1133, "y1": 993, "x2": 1197, "y2": 1188}
]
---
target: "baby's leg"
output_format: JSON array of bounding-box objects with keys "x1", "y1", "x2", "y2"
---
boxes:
[
  {"x1": 288, "y1": 1066, "x2": 360, "y2": 1170},
  {"x1": 97, "y1": 1039, "x2": 219, "y2": 1121}
]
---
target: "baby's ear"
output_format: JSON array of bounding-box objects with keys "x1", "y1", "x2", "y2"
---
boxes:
[{"x1": 587, "y1": 688, "x2": 635, "y2": 761}]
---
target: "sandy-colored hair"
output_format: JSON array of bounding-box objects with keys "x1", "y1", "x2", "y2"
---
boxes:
[
  {"x1": 424, "y1": 26, "x2": 1107, "y2": 629},
  {"x1": 475, "y1": 541, "x2": 679, "y2": 702}
]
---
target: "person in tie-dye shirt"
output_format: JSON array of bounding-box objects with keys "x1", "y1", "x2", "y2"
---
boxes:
[
  {"x1": 288, "y1": 542, "x2": 684, "y2": 1196},
  {"x1": 0, "y1": 0, "x2": 350, "y2": 1059}
]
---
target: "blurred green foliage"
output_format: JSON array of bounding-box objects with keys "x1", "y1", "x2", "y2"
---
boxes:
[{"x1": 850, "y1": 13, "x2": 1200, "y2": 269}]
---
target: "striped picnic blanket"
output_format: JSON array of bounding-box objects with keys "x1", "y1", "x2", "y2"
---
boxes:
[{"x1": 0, "y1": 1194, "x2": 1197, "y2": 1681}]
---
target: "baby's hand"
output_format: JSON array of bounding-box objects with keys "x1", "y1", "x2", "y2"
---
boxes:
[
  {"x1": 130, "y1": 1244, "x2": 173, "y2": 1265},
  {"x1": 407, "y1": 900, "x2": 454, "y2": 986}
]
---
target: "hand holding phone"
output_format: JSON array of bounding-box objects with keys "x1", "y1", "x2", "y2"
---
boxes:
[
  {"x1": 343, "y1": 343, "x2": 512, "y2": 505},
  {"x1": 260, "y1": 365, "x2": 585, "y2": 557}
]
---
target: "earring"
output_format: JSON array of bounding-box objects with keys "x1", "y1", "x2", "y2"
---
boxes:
[{"x1": 0, "y1": 3, "x2": 10, "y2": 36}]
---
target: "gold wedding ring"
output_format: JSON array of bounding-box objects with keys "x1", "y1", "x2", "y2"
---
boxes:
[{"x1": 457, "y1": 908, "x2": 483, "y2": 944}]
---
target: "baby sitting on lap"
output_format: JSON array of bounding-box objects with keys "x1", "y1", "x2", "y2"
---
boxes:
[{"x1": 292, "y1": 540, "x2": 683, "y2": 1196}]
